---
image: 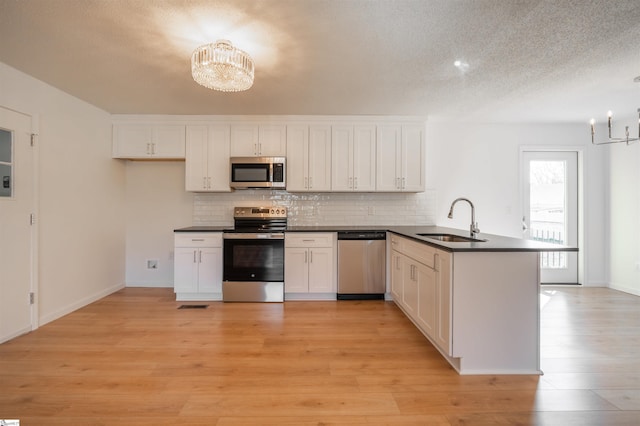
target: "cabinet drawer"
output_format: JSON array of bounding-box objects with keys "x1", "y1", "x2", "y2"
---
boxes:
[
  {"x1": 390, "y1": 234, "x2": 435, "y2": 268},
  {"x1": 285, "y1": 233, "x2": 334, "y2": 248},
  {"x1": 174, "y1": 233, "x2": 222, "y2": 247}
]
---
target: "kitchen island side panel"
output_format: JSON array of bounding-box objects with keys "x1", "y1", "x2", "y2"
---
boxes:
[{"x1": 452, "y1": 251, "x2": 540, "y2": 374}]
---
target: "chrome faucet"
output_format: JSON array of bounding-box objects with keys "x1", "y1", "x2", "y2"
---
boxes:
[{"x1": 448, "y1": 197, "x2": 480, "y2": 237}]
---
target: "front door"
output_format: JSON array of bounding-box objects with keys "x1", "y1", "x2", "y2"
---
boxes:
[
  {"x1": 522, "y1": 151, "x2": 579, "y2": 284},
  {"x1": 0, "y1": 106, "x2": 35, "y2": 343}
]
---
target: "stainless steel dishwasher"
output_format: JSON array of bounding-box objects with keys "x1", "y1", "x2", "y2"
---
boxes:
[{"x1": 337, "y1": 231, "x2": 386, "y2": 300}]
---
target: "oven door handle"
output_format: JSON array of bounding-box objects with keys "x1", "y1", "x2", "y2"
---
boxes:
[{"x1": 223, "y1": 233, "x2": 285, "y2": 240}]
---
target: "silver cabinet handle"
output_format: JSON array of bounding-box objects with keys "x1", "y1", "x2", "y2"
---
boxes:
[
  {"x1": 198, "y1": 250, "x2": 202, "y2": 263},
  {"x1": 309, "y1": 176, "x2": 313, "y2": 188},
  {"x1": 193, "y1": 250, "x2": 197, "y2": 263},
  {"x1": 310, "y1": 250, "x2": 313, "y2": 263},
  {"x1": 522, "y1": 216, "x2": 528, "y2": 232},
  {"x1": 304, "y1": 251, "x2": 308, "y2": 263}
]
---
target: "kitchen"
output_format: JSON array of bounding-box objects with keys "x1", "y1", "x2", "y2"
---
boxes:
[
  {"x1": 0, "y1": 2, "x2": 640, "y2": 422},
  {"x1": 0, "y1": 0, "x2": 639, "y2": 421},
  {"x1": 4, "y1": 2, "x2": 636, "y2": 334}
]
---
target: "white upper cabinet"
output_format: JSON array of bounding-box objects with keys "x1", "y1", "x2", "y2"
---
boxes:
[
  {"x1": 230, "y1": 124, "x2": 286, "y2": 157},
  {"x1": 376, "y1": 124, "x2": 425, "y2": 192},
  {"x1": 287, "y1": 124, "x2": 331, "y2": 192},
  {"x1": 112, "y1": 124, "x2": 185, "y2": 159},
  {"x1": 185, "y1": 125, "x2": 231, "y2": 192},
  {"x1": 331, "y1": 124, "x2": 376, "y2": 192}
]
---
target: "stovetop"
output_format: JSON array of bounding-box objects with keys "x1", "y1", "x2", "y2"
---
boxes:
[{"x1": 231, "y1": 206, "x2": 288, "y2": 232}]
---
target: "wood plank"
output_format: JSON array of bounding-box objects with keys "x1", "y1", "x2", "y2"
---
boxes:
[{"x1": 0, "y1": 286, "x2": 639, "y2": 424}]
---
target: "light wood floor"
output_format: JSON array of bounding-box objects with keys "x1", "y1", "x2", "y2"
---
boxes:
[{"x1": 1, "y1": 286, "x2": 639, "y2": 425}]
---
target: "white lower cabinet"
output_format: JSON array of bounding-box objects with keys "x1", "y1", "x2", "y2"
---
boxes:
[
  {"x1": 285, "y1": 233, "x2": 336, "y2": 300},
  {"x1": 173, "y1": 233, "x2": 222, "y2": 301},
  {"x1": 390, "y1": 234, "x2": 451, "y2": 355}
]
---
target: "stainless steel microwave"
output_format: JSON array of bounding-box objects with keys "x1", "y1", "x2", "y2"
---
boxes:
[{"x1": 229, "y1": 156, "x2": 286, "y2": 189}]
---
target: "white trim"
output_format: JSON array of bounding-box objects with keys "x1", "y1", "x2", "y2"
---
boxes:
[
  {"x1": 39, "y1": 283, "x2": 125, "y2": 326},
  {"x1": 0, "y1": 325, "x2": 32, "y2": 344},
  {"x1": 519, "y1": 145, "x2": 585, "y2": 285},
  {"x1": 609, "y1": 282, "x2": 640, "y2": 297}
]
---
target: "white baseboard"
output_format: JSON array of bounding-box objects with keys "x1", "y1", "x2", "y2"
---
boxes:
[
  {"x1": 608, "y1": 282, "x2": 640, "y2": 297},
  {"x1": 39, "y1": 282, "x2": 125, "y2": 327},
  {"x1": 126, "y1": 282, "x2": 173, "y2": 288},
  {"x1": 0, "y1": 325, "x2": 32, "y2": 344}
]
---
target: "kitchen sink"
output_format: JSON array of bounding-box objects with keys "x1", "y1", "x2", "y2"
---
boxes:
[{"x1": 417, "y1": 233, "x2": 487, "y2": 243}]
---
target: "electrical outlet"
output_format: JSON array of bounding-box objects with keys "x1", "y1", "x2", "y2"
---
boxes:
[{"x1": 147, "y1": 259, "x2": 158, "y2": 269}]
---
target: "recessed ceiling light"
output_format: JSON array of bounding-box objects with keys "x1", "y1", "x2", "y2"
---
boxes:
[{"x1": 454, "y1": 60, "x2": 469, "y2": 72}]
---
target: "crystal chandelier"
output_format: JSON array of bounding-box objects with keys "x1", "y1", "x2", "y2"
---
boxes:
[
  {"x1": 191, "y1": 40, "x2": 254, "y2": 92},
  {"x1": 590, "y1": 77, "x2": 640, "y2": 145}
]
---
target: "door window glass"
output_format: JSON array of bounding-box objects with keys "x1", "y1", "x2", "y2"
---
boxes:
[
  {"x1": 0, "y1": 128, "x2": 12, "y2": 197},
  {"x1": 529, "y1": 160, "x2": 567, "y2": 268}
]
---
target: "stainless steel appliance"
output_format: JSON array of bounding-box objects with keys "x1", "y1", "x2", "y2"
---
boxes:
[
  {"x1": 222, "y1": 206, "x2": 287, "y2": 302},
  {"x1": 337, "y1": 231, "x2": 386, "y2": 300},
  {"x1": 229, "y1": 157, "x2": 286, "y2": 189}
]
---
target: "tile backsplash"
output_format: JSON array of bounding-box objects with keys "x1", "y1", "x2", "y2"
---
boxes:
[{"x1": 193, "y1": 190, "x2": 436, "y2": 227}]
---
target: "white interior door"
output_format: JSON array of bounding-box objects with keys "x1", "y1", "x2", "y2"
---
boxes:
[
  {"x1": 0, "y1": 106, "x2": 35, "y2": 343},
  {"x1": 522, "y1": 151, "x2": 579, "y2": 284}
]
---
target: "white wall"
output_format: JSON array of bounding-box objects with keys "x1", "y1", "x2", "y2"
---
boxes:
[
  {"x1": 609, "y1": 139, "x2": 640, "y2": 295},
  {"x1": 0, "y1": 62, "x2": 126, "y2": 325},
  {"x1": 426, "y1": 120, "x2": 608, "y2": 287},
  {"x1": 125, "y1": 161, "x2": 193, "y2": 287}
]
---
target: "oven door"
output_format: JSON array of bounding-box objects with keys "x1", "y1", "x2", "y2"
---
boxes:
[{"x1": 223, "y1": 233, "x2": 285, "y2": 282}]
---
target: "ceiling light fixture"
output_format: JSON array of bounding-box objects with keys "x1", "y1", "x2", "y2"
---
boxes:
[
  {"x1": 191, "y1": 40, "x2": 254, "y2": 92},
  {"x1": 590, "y1": 77, "x2": 640, "y2": 145}
]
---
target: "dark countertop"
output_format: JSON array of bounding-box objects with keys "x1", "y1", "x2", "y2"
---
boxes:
[
  {"x1": 174, "y1": 225, "x2": 578, "y2": 253},
  {"x1": 174, "y1": 226, "x2": 232, "y2": 232},
  {"x1": 386, "y1": 226, "x2": 577, "y2": 253}
]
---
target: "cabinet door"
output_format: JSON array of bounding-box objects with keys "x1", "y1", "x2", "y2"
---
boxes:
[
  {"x1": 352, "y1": 125, "x2": 376, "y2": 191},
  {"x1": 403, "y1": 260, "x2": 418, "y2": 317},
  {"x1": 113, "y1": 124, "x2": 185, "y2": 159},
  {"x1": 113, "y1": 124, "x2": 153, "y2": 158},
  {"x1": 331, "y1": 125, "x2": 353, "y2": 191},
  {"x1": 417, "y1": 262, "x2": 437, "y2": 338},
  {"x1": 390, "y1": 250, "x2": 404, "y2": 303},
  {"x1": 153, "y1": 125, "x2": 186, "y2": 158},
  {"x1": 185, "y1": 126, "x2": 209, "y2": 191},
  {"x1": 308, "y1": 247, "x2": 335, "y2": 293},
  {"x1": 308, "y1": 125, "x2": 332, "y2": 191},
  {"x1": 258, "y1": 124, "x2": 287, "y2": 156},
  {"x1": 207, "y1": 125, "x2": 231, "y2": 191},
  {"x1": 401, "y1": 125, "x2": 425, "y2": 192},
  {"x1": 435, "y1": 250, "x2": 452, "y2": 355},
  {"x1": 376, "y1": 125, "x2": 402, "y2": 191},
  {"x1": 174, "y1": 248, "x2": 198, "y2": 293},
  {"x1": 286, "y1": 125, "x2": 309, "y2": 191},
  {"x1": 284, "y1": 247, "x2": 309, "y2": 292},
  {"x1": 197, "y1": 247, "x2": 222, "y2": 293},
  {"x1": 230, "y1": 124, "x2": 259, "y2": 156}
]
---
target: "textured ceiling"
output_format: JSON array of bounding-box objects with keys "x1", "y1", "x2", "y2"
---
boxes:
[{"x1": 1, "y1": 0, "x2": 639, "y2": 122}]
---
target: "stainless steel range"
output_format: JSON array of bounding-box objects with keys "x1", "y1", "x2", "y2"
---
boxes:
[{"x1": 222, "y1": 206, "x2": 287, "y2": 302}]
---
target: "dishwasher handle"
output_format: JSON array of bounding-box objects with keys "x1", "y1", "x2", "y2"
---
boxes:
[{"x1": 337, "y1": 231, "x2": 386, "y2": 240}]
